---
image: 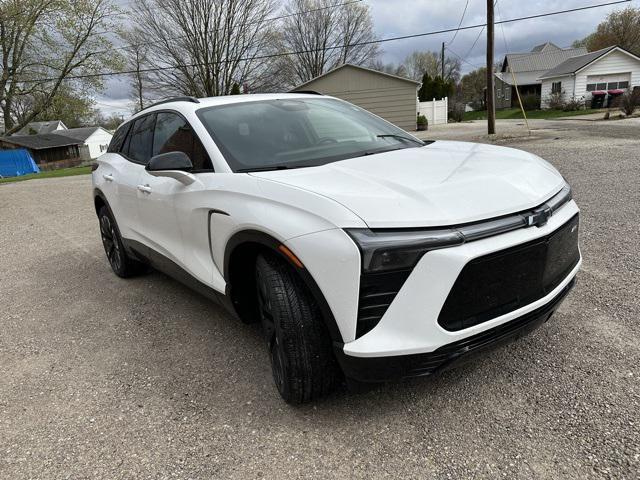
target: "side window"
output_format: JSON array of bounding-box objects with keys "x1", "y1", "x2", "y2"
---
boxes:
[
  {"x1": 127, "y1": 114, "x2": 155, "y2": 164},
  {"x1": 153, "y1": 112, "x2": 213, "y2": 171},
  {"x1": 107, "y1": 122, "x2": 130, "y2": 153}
]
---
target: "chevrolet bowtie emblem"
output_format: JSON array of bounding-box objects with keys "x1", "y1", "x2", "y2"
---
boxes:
[{"x1": 525, "y1": 206, "x2": 552, "y2": 227}]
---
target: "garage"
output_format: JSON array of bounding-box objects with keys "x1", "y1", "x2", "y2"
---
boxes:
[{"x1": 291, "y1": 63, "x2": 420, "y2": 131}]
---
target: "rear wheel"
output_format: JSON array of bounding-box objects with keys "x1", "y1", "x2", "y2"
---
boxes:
[
  {"x1": 255, "y1": 253, "x2": 339, "y2": 404},
  {"x1": 98, "y1": 206, "x2": 144, "y2": 278}
]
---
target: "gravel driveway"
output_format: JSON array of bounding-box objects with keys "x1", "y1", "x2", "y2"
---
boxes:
[{"x1": 1, "y1": 118, "x2": 639, "y2": 479}]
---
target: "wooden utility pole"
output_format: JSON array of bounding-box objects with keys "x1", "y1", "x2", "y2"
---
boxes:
[
  {"x1": 486, "y1": 0, "x2": 496, "y2": 134},
  {"x1": 441, "y1": 42, "x2": 445, "y2": 78}
]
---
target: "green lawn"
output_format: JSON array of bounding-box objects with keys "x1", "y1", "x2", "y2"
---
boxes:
[
  {"x1": 0, "y1": 166, "x2": 92, "y2": 184},
  {"x1": 463, "y1": 108, "x2": 605, "y2": 121}
]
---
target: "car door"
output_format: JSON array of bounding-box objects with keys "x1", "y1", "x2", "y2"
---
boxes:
[
  {"x1": 135, "y1": 111, "x2": 206, "y2": 267},
  {"x1": 99, "y1": 120, "x2": 147, "y2": 243}
]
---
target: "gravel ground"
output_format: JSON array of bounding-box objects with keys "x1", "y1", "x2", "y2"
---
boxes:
[{"x1": 1, "y1": 118, "x2": 639, "y2": 479}]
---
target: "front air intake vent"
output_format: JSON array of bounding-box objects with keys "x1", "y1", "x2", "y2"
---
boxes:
[{"x1": 356, "y1": 270, "x2": 411, "y2": 338}]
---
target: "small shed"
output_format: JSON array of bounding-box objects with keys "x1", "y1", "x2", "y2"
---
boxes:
[
  {"x1": 0, "y1": 134, "x2": 82, "y2": 169},
  {"x1": 292, "y1": 64, "x2": 421, "y2": 131},
  {"x1": 52, "y1": 126, "x2": 113, "y2": 160}
]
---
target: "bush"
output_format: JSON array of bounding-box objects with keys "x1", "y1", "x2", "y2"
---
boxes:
[
  {"x1": 547, "y1": 92, "x2": 565, "y2": 110},
  {"x1": 619, "y1": 89, "x2": 640, "y2": 115},
  {"x1": 417, "y1": 114, "x2": 428, "y2": 126},
  {"x1": 520, "y1": 93, "x2": 541, "y2": 111},
  {"x1": 563, "y1": 98, "x2": 584, "y2": 111},
  {"x1": 448, "y1": 102, "x2": 465, "y2": 123}
]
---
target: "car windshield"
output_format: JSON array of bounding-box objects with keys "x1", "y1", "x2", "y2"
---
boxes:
[{"x1": 196, "y1": 97, "x2": 425, "y2": 172}]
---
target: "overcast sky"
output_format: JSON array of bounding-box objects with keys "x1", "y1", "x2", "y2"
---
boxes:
[{"x1": 96, "y1": 0, "x2": 633, "y2": 116}]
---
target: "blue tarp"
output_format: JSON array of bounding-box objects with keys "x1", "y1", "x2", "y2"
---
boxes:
[{"x1": 0, "y1": 149, "x2": 40, "y2": 177}]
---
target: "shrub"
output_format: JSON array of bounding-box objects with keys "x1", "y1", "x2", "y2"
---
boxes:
[
  {"x1": 563, "y1": 98, "x2": 584, "y2": 111},
  {"x1": 417, "y1": 114, "x2": 428, "y2": 126},
  {"x1": 619, "y1": 89, "x2": 640, "y2": 116},
  {"x1": 448, "y1": 102, "x2": 465, "y2": 123},
  {"x1": 520, "y1": 93, "x2": 541, "y2": 111},
  {"x1": 547, "y1": 92, "x2": 565, "y2": 110}
]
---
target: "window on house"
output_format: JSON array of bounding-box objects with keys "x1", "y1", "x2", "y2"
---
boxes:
[
  {"x1": 586, "y1": 84, "x2": 597, "y2": 92},
  {"x1": 596, "y1": 83, "x2": 607, "y2": 90},
  {"x1": 619, "y1": 81, "x2": 629, "y2": 89},
  {"x1": 551, "y1": 82, "x2": 562, "y2": 94},
  {"x1": 607, "y1": 82, "x2": 618, "y2": 90}
]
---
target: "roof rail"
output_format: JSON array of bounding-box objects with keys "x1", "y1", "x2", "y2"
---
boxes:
[
  {"x1": 290, "y1": 90, "x2": 323, "y2": 95},
  {"x1": 141, "y1": 96, "x2": 201, "y2": 112}
]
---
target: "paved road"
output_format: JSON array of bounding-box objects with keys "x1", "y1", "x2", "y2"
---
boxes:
[{"x1": 1, "y1": 119, "x2": 639, "y2": 479}]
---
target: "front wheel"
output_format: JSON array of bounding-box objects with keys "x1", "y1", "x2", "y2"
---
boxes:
[
  {"x1": 98, "y1": 206, "x2": 144, "y2": 278},
  {"x1": 255, "y1": 253, "x2": 339, "y2": 404}
]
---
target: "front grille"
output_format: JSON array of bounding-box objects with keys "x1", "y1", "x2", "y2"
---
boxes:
[
  {"x1": 438, "y1": 214, "x2": 580, "y2": 331},
  {"x1": 356, "y1": 270, "x2": 411, "y2": 338}
]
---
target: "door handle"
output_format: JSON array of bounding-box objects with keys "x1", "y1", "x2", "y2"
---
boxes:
[
  {"x1": 137, "y1": 184, "x2": 152, "y2": 194},
  {"x1": 103, "y1": 173, "x2": 114, "y2": 182}
]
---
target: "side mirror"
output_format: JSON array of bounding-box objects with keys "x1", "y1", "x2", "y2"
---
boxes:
[
  {"x1": 145, "y1": 151, "x2": 196, "y2": 185},
  {"x1": 146, "y1": 151, "x2": 193, "y2": 172}
]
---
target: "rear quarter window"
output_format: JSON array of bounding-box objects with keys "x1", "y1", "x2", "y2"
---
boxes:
[{"x1": 107, "y1": 122, "x2": 131, "y2": 153}]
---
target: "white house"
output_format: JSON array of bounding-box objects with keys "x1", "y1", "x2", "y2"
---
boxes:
[
  {"x1": 52, "y1": 127, "x2": 113, "y2": 160},
  {"x1": 539, "y1": 46, "x2": 640, "y2": 109},
  {"x1": 14, "y1": 120, "x2": 68, "y2": 136}
]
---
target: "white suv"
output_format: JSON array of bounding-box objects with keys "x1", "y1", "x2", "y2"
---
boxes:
[{"x1": 92, "y1": 94, "x2": 581, "y2": 404}]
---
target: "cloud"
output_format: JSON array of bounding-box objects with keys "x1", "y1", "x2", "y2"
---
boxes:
[{"x1": 95, "y1": 0, "x2": 629, "y2": 114}]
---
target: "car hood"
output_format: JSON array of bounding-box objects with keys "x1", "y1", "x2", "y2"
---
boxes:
[{"x1": 250, "y1": 141, "x2": 565, "y2": 228}]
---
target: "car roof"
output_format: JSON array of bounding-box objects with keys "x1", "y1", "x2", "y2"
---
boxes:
[{"x1": 128, "y1": 93, "x2": 329, "y2": 122}]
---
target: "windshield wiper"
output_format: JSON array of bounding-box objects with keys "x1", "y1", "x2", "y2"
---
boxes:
[
  {"x1": 376, "y1": 134, "x2": 424, "y2": 145},
  {"x1": 236, "y1": 165, "x2": 294, "y2": 173}
]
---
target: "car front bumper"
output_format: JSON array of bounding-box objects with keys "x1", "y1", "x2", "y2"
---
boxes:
[
  {"x1": 335, "y1": 199, "x2": 581, "y2": 380},
  {"x1": 334, "y1": 277, "x2": 575, "y2": 383}
]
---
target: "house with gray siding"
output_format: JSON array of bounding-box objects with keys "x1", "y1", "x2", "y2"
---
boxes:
[
  {"x1": 292, "y1": 64, "x2": 421, "y2": 131},
  {"x1": 538, "y1": 46, "x2": 640, "y2": 108}
]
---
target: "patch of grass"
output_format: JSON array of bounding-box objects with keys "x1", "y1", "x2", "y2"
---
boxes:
[
  {"x1": 0, "y1": 166, "x2": 92, "y2": 184},
  {"x1": 463, "y1": 108, "x2": 605, "y2": 121}
]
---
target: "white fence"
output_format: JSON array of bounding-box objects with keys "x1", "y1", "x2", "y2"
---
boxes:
[{"x1": 417, "y1": 97, "x2": 448, "y2": 125}]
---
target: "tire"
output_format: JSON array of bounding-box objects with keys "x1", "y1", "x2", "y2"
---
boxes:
[
  {"x1": 98, "y1": 206, "x2": 144, "y2": 278},
  {"x1": 255, "y1": 253, "x2": 339, "y2": 404}
]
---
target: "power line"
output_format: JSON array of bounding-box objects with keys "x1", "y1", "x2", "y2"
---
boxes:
[
  {"x1": 448, "y1": 0, "x2": 471, "y2": 47},
  {"x1": 446, "y1": 46, "x2": 481, "y2": 69},
  {"x1": 98, "y1": 0, "x2": 363, "y2": 55},
  {"x1": 20, "y1": 0, "x2": 632, "y2": 84},
  {"x1": 495, "y1": 0, "x2": 510, "y2": 54}
]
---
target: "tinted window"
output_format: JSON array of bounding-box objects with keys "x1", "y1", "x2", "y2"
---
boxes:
[
  {"x1": 127, "y1": 114, "x2": 155, "y2": 164},
  {"x1": 153, "y1": 112, "x2": 213, "y2": 171},
  {"x1": 107, "y1": 122, "x2": 131, "y2": 153}
]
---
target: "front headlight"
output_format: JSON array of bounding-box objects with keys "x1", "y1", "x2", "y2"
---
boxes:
[{"x1": 345, "y1": 228, "x2": 464, "y2": 273}]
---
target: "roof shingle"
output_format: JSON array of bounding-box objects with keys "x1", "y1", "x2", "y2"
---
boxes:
[
  {"x1": 1, "y1": 133, "x2": 82, "y2": 150},
  {"x1": 538, "y1": 46, "x2": 619, "y2": 79}
]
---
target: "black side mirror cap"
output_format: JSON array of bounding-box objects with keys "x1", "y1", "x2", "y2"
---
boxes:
[{"x1": 146, "y1": 151, "x2": 193, "y2": 172}]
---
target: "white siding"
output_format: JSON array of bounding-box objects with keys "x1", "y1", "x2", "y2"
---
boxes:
[
  {"x1": 84, "y1": 129, "x2": 113, "y2": 159},
  {"x1": 574, "y1": 49, "x2": 640, "y2": 100},
  {"x1": 541, "y1": 75, "x2": 573, "y2": 108}
]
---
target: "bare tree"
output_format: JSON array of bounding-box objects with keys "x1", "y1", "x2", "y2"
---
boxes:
[
  {"x1": 130, "y1": 0, "x2": 279, "y2": 97},
  {"x1": 369, "y1": 59, "x2": 408, "y2": 78},
  {"x1": 275, "y1": 0, "x2": 379, "y2": 87},
  {"x1": 0, "y1": 0, "x2": 121, "y2": 135},
  {"x1": 119, "y1": 30, "x2": 153, "y2": 112},
  {"x1": 403, "y1": 50, "x2": 461, "y2": 83}
]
